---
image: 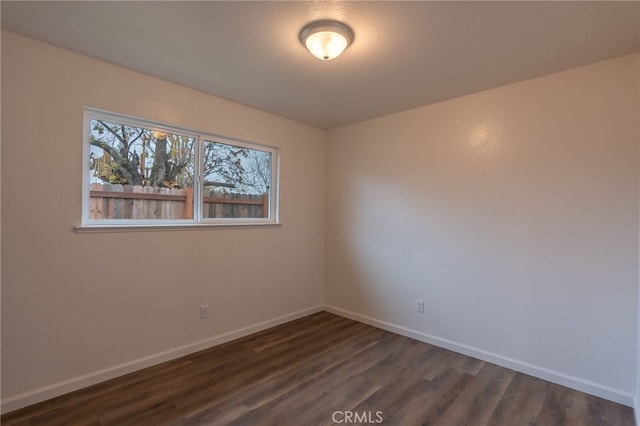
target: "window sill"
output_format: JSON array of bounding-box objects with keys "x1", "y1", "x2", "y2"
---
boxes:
[{"x1": 74, "y1": 222, "x2": 282, "y2": 234}]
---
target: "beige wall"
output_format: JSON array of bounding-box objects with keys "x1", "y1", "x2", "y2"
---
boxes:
[
  {"x1": 1, "y1": 31, "x2": 326, "y2": 408},
  {"x1": 326, "y1": 54, "x2": 639, "y2": 404},
  {"x1": 2, "y1": 30, "x2": 640, "y2": 412}
]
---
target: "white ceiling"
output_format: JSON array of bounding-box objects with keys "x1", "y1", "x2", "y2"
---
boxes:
[{"x1": 2, "y1": 1, "x2": 639, "y2": 129}]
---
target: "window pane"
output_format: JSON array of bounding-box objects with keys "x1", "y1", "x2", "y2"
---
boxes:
[
  {"x1": 88, "y1": 119, "x2": 195, "y2": 220},
  {"x1": 202, "y1": 140, "x2": 271, "y2": 219}
]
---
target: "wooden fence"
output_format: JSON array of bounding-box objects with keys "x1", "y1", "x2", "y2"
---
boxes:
[{"x1": 90, "y1": 183, "x2": 268, "y2": 219}]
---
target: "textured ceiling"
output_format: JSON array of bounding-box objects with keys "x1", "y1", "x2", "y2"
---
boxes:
[{"x1": 2, "y1": 1, "x2": 639, "y2": 129}]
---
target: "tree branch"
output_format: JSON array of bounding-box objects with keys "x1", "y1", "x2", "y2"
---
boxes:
[
  {"x1": 90, "y1": 137, "x2": 125, "y2": 164},
  {"x1": 97, "y1": 120, "x2": 127, "y2": 146}
]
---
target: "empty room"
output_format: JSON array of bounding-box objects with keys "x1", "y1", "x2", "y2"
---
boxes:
[{"x1": 1, "y1": 1, "x2": 639, "y2": 425}]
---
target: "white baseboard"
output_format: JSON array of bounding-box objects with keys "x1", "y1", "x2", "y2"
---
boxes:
[
  {"x1": 3, "y1": 304, "x2": 634, "y2": 415},
  {"x1": 1, "y1": 305, "x2": 324, "y2": 414},
  {"x1": 324, "y1": 305, "x2": 635, "y2": 408}
]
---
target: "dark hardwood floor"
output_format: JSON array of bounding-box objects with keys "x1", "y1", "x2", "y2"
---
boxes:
[{"x1": 2, "y1": 312, "x2": 634, "y2": 425}]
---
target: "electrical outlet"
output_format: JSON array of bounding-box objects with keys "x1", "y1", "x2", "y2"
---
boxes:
[
  {"x1": 416, "y1": 299, "x2": 424, "y2": 313},
  {"x1": 200, "y1": 305, "x2": 209, "y2": 319}
]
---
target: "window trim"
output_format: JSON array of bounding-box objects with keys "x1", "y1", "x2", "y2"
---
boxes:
[{"x1": 80, "y1": 108, "x2": 280, "y2": 230}]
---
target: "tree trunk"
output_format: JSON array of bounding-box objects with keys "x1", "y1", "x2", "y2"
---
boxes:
[{"x1": 150, "y1": 136, "x2": 168, "y2": 187}]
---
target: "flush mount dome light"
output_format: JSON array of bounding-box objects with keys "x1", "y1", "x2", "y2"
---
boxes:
[{"x1": 299, "y1": 20, "x2": 354, "y2": 61}]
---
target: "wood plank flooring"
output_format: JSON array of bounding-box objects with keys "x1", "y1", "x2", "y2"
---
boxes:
[{"x1": 2, "y1": 312, "x2": 634, "y2": 425}]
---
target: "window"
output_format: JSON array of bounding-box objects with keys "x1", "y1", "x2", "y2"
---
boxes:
[{"x1": 82, "y1": 109, "x2": 278, "y2": 228}]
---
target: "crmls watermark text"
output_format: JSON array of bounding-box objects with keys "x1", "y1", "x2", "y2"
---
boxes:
[{"x1": 332, "y1": 411, "x2": 383, "y2": 423}]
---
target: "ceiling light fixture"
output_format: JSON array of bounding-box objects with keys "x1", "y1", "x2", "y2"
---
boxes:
[{"x1": 299, "y1": 20, "x2": 354, "y2": 61}]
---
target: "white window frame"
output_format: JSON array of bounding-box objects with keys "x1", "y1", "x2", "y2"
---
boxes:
[{"x1": 78, "y1": 108, "x2": 279, "y2": 231}]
